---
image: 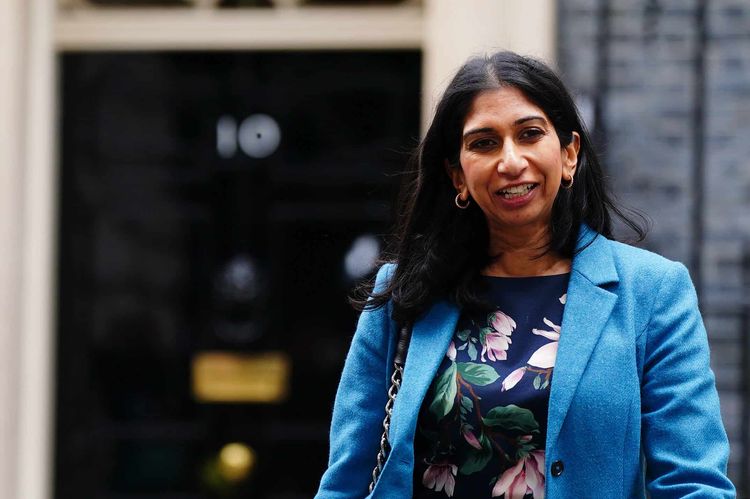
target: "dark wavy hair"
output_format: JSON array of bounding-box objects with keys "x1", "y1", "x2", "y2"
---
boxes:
[{"x1": 354, "y1": 51, "x2": 646, "y2": 325}]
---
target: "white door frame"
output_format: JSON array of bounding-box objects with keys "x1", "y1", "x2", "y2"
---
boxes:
[{"x1": 0, "y1": 0, "x2": 57, "y2": 498}]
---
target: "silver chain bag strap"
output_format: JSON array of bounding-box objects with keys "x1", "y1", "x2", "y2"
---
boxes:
[{"x1": 368, "y1": 323, "x2": 413, "y2": 493}]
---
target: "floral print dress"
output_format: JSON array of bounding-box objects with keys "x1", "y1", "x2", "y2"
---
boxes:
[{"x1": 413, "y1": 273, "x2": 569, "y2": 499}]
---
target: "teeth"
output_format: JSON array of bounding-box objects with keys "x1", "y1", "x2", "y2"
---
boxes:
[{"x1": 499, "y1": 184, "x2": 535, "y2": 198}]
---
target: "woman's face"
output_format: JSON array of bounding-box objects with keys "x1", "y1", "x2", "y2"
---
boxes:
[{"x1": 449, "y1": 86, "x2": 580, "y2": 240}]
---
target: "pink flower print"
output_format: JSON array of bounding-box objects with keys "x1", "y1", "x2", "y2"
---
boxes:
[
  {"x1": 527, "y1": 342, "x2": 558, "y2": 369},
  {"x1": 481, "y1": 332, "x2": 511, "y2": 362},
  {"x1": 492, "y1": 451, "x2": 546, "y2": 498},
  {"x1": 492, "y1": 459, "x2": 524, "y2": 498},
  {"x1": 531, "y1": 318, "x2": 560, "y2": 341},
  {"x1": 423, "y1": 462, "x2": 458, "y2": 497},
  {"x1": 461, "y1": 425, "x2": 482, "y2": 450},
  {"x1": 490, "y1": 310, "x2": 517, "y2": 336},
  {"x1": 446, "y1": 341, "x2": 457, "y2": 362},
  {"x1": 482, "y1": 310, "x2": 515, "y2": 362},
  {"x1": 527, "y1": 318, "x2": 560, "y2": 369},
  {"x1": 525, "y1": 451, "x2": 546, "y2": 498},
  {"x1": 501, "y1": 366, "x2": 527, "y2": 392},
  {"x1": 509, "y1": 470, "x2": 528, "y2": 499}
]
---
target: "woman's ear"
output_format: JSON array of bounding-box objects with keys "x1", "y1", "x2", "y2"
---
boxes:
[
  {"x1": 444, "y1": 159, "x2": 466, "y2": 193},
  {"x1": 562, "y1": 131, "x2": 581, "y2": 180}
]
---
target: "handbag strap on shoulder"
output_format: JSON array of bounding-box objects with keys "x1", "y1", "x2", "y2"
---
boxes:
[{"x1": 368, "y1": 322, "x2": 413, "y2": 493}]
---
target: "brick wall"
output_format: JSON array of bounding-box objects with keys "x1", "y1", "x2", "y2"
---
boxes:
[{"x1": 559, "y1": 0, "x2": 749, "y2": 491}]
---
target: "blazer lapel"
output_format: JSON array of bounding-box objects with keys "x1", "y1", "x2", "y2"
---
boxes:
[
  {"x1": 389, "y1": 299, "x2": 459, "y2": 460},
  {"x1": 546, "y1": 225, "x2": 619, "y2": 447}
]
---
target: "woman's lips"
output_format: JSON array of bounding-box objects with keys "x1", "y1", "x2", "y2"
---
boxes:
[{"x1": 495, "y1": 183, "x2": 538, "y2": 207}]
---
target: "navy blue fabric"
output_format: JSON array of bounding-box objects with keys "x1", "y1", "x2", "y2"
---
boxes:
[{"x1": 413, "y1": 274, "x2": 569, "y2": 498}]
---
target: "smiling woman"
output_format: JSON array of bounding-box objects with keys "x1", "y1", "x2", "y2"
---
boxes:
[
  {"x1": 315, "y1": 51, "x2": 736, "y2": 498},
  {"x1": 449, "y1": 87, "x2": 580, "y2": 275}
]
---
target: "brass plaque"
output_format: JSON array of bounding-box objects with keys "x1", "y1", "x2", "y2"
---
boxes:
[{"x1": 192, "y1": 351, "x2": 291, "y2": 403}]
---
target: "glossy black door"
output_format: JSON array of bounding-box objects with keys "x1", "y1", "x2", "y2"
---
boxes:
[{"x1": 56, "y1": 51, "x2": 420, "y2": 499}]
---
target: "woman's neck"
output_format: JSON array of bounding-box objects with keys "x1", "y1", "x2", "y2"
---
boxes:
[{"x1": 483, "y1": 225, "x2": 572, "y2": 277}]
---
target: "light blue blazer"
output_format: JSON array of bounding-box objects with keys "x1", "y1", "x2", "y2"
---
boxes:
[{"x1": 315, "y1": 225, "x2": 735, "y2": 498}]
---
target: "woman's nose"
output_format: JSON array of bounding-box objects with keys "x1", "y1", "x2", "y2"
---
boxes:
[{"x1": 497, "y1": 144, "x2": 526, "y2": 176}]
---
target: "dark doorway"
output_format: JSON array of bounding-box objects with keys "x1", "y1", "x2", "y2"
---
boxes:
[{"x1": 56, "y1": 50, "x2": 421, "y2": 498}]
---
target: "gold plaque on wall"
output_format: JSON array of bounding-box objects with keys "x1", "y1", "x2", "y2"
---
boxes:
[{"x1": 192, "y1": 351, "x2": 291, "y2": 403}]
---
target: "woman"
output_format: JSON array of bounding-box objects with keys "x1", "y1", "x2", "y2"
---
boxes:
[{"x1": 315, "y1": 51, "x2": 735, "y2": 498}]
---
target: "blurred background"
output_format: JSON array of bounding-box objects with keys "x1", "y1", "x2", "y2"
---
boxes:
[{"x1": 0, "y1": 0, "x2": 747, "y2": 498}]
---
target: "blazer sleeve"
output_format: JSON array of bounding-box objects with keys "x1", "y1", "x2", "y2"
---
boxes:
[
  {"x1": 314, "y1": 263, "x2": 396, "y2": 499},
  {"x1": 640, "y1": 261, "x2": 736, "y2": 497}
]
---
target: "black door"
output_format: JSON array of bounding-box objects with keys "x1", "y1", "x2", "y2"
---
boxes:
[{"x1": 56, "y1": 50, "x2": 421, "y2": 499}]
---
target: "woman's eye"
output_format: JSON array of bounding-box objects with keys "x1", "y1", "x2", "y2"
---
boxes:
[
  {"x1": 468, "y1": 138, "x2": 496, "y2": 150},
  {"x1": 520, "y1": 128, "x2": 544, "y2": 140}
]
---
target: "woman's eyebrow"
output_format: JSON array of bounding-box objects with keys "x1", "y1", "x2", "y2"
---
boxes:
[
  {"x1": 514, "y1": 115, "x2": 546, "y2": 125},
  {"x1": 462, "y1": 127, "x2": 494, "y2": 140}
]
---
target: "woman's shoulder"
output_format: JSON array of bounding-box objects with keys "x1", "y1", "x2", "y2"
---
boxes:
[
  {"x1": 577, "y1": 225, "x2": 681, "y2": 276},
  {"x1": 598, "y1": 236, "x2": 693, "y2": 293},
  {"x1": 373, "y1": 262, "x2": 397, "y2": 291},
  {"x1": 375, "y1": 261, "x2": 396, "y2": 278},
  {"x1": 586, "y1": 236, "x2": 698, "y2": 338},
  {"x1": 607, "y1": 238, "x2": 676, "y2": 270},
  {"x1": 575, "y1": 224, "x2": 689, "y2": 291}
]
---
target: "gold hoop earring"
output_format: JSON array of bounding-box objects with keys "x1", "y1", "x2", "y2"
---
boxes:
[
  {"x1": 455, "y1": 193, "x2": 470, "y2": 209},
  {"x1": 561, "y1": 176, "x2": 574, "y2": 190}
]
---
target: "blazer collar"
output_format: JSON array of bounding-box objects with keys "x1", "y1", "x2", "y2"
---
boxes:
[{"x1": 571, "y1": 223, "x2": 619, "y2": 286}]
